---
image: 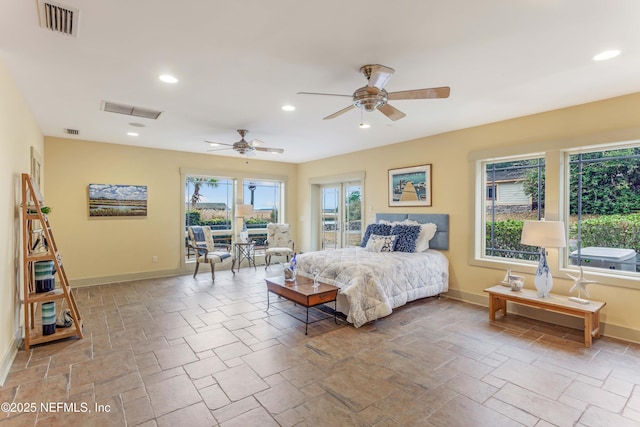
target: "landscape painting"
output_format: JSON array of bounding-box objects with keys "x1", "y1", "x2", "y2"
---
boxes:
[
  {"x1": 388, "y1": 164, "x2": 432, "y2": 207},
  {"x1": 89, "y1": 184, "x2": 147, "y2": 217}
]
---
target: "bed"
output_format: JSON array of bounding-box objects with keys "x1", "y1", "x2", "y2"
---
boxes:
[{"x1": 296, "y1": 213, "x2": 449, "y2": 327}]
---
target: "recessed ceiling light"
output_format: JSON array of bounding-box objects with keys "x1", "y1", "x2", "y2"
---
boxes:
[
  {"x1": 208, "y1": 142, "x2": 220, "y2": 147},
  {"x1": 281, "y1": 105, "x2": 296, "y2": 111},
  {"x1": 359, "y1": 123, "x2": 370, "y2": 129},
  {"x1": 127, "y1": 132, "x2": 139, "y2": 136},
  {"x1": 159, "y1": 74, "x2": 179, "y2": 84},
  {"x1": 593, "y1": 49, "x2": 621, "y2": 61}
]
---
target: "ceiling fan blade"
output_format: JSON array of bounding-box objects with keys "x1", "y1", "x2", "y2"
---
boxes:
[
  {"x1": 255, "y1": 146, "x2": 284, "y2": 154},
  {"x1": 378, "y1": 103, "x2": 406, "y2": 121},
  {"x1": 297, "y1": 91, "x2": 352, "y2": 98},
  {"x1": 207, "y1": 147, "x2": 234, "y2": 152},
  {"x1": 323, "y1": 105, "x2": 355, "y2": 120},
  {"x1": 365, "y1": 64, "x2": 395, "y2": 91},
  {"x1": 205, "y1": 140, "x2": 233, "y2": 147},
  {"x1": 388, "y1": 86, "x2": 451, "y2": 100}
]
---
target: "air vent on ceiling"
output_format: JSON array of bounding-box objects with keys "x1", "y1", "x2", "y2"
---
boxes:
[
  {"x1": 64, "y1": 128, "x2": 79, "y2": 135},
  {"x1": 102, "y1": 101, "x2": 163, "y2": 120},
  {"x1": 37, "y1": 0, "x2": 79, "y2": 37}
]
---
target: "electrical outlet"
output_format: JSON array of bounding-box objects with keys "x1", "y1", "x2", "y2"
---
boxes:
[{"x1": 152, "y1": 256, "x2": 158, "y2": 263}]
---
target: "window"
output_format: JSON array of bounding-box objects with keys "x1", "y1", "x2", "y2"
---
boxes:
[
  {"x1": 566, "y1": 146, "x2": 640, "y2": 274},
  {"x1": 486, "y1": 186, "x2": 495, "y2": 201},
  {"x1": 181, "y1": 169, "x2": 288, "y2": 264},
  {"x1": 483, "y1": 157, "x2": 545, "y2": 261},
  {"x1": 185, "y1": 175, "x2": 234, "y2": 259},
  {"x1": 320, "y1": 182, "x2": 362, "y2": 249},
  {"x1": 241, "y1": 179, "x2": 284, "y2": 245}
]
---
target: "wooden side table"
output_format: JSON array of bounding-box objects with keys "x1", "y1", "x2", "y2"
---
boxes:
[
  {"x1": 265, "y1": 276, "x2": 339, "y2": 334},
  {"x1": 484, "y1": 285, "x2": 606, "y2": 347}
]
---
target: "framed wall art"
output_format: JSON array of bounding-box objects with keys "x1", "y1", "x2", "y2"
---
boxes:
[
  {"x1": 388, "y1": 164, "x2": 432, "y2": 207},
  {"x1": 88, "y1": 184, "x2": 147, "y2": 217}
]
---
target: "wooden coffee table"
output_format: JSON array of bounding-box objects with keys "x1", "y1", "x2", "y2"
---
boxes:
[{"x1": 265, "y1": 276, "x2": 339, "y2": 334}]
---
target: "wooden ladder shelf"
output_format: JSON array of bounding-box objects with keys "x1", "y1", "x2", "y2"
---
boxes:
[{"x1": 20, "y1": 173, "x2": 83, "y2": 350}]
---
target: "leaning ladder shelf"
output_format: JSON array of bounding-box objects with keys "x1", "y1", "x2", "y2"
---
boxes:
[{"x1": 20, "y1": 173, "x2": 83, "y2": 350}]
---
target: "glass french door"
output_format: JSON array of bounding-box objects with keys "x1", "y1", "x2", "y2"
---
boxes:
[{"x1": 320, "y1": 182, "x2": 362, "y2": 249}]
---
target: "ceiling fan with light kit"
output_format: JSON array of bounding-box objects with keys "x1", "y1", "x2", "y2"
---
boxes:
[
  {"x1": 206, "y1": 129, "x2": 284, "y2": 156},
  {"x1": 298, "y1": 64, "x2": 450, "y2": 122}
]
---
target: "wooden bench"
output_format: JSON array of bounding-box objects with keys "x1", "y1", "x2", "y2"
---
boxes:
[{"x1": 484, "y1": 285, "x2": 606, "y2": 347}]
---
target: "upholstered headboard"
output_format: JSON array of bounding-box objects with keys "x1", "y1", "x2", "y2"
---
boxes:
[{"x1": 375, "y1": 213, "x2": 449, "y2": 250}]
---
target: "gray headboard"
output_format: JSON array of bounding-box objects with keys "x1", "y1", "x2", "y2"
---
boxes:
[{"x1": 375, "y1": 213, "x2": 449, "y2": 250}]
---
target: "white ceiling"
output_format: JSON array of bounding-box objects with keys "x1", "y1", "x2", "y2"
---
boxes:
[{"x1": 2, "y1": 0, "x2": 640, "y2": 163}]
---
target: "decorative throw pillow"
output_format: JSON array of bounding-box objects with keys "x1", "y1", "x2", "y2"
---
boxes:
[
  {"x1": 360, "y1": 223, "x2": 392, "y2": 247},
  {"x1": 365, "y1": 234, "x2": 396, "y2": 252},
  {"x1": 415, "y1": 223, "x2": 438, "y2": 252},
  {"x1": 390, "y1": 224, "x2": 421, "y2": 252}
]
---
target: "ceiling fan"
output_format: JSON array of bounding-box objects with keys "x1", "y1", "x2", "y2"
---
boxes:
[
  {"x1": 298, "y1": 64, "x2": 450, "y2": 121},
  {"x1": 206, "y1": 129, "x2": 284, "y2": 156}
]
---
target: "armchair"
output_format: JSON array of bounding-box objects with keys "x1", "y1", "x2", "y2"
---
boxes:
[
  {"x1": 187, "y1": 226, "x2": 235, "y2": 281},
  {"x1": 264, "y1": 223, "x2": 295, "y2": 268}
]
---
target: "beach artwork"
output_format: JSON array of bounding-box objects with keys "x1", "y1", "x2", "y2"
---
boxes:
[
  {"x1": 89, "y1": 184, "x2": 147, "y2": 217},
  {"x1": 388, "y1": 164, "x2": 432, "y2": 207}
]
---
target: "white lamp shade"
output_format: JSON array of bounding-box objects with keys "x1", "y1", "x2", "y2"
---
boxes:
[
  {"x1": 235, "y1": 204, "x2": 253, "y2": 218},
  {"x1": 520, "y1": 220, "x2": 566, "y2": 248}
]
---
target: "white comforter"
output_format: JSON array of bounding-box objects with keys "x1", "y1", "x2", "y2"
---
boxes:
[{"x1": 296, "y1": 247, "x2": 449, "y2": 327}]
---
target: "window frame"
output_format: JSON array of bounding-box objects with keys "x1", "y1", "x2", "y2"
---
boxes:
[
  {"x1": 184, "y1": 173, "x2": 236, "y2": 253},
  {"x1": 240, "y1": 178, "x2": 286, "y2": 244},
  {"x1": 562, "y1": 143, "x2": 640, "y2": 280},
  {"x1": 479, "y1": 153, "x2": 546, "y2": 263}
]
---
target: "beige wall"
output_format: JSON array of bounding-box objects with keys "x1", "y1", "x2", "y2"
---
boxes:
[
  {"x1": 297, "y1": 92, "x2": 640, "y2": 342},
  {"x1": 44, "y1": 137, "x2": 298, "y2": 284},
  {"x1": 0, "y1": 60, "x2": 43, "y2": 383}
]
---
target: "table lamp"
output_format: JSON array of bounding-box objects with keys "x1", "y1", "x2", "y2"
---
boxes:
[
  {"x1": 236, "y1": 204, "x2": 253, "y2": 242},
  {"x1": 520, "y1": 220, "x2": 566, "y2": 297}
]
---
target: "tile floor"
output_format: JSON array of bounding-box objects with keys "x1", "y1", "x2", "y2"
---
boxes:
[{"x1": 2, "y1": 267, "x2": 640, "y2": 426}]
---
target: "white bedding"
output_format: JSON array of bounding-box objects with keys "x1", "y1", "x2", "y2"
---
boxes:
[{"x1": 295, "y1": 247, "x2": 449, "y2": 327}]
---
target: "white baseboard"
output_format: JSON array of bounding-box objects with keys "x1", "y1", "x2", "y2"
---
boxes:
[
  {"x1": 0, "y1": 335, "x2": 18, "y2": 386},
  {"x1": 444, "y1": 288, "x2": 640, "y2": 345},
  {"x1": 69, "y1": 268, "x2": 183, "y2": 287},
  {"x1": 67, "y1": 260, "x2": 247, "y2": 288}
]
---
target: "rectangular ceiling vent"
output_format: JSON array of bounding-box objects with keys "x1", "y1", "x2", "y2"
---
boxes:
[
  {"x1": 102, "y1": 101, "x2": 163, "y2": 120},
  {"x1": 38, "y1": 0, "x2": 79, "y2": 37},
  {"x1": 64, "y1": 128, "x2": 79, "y2": 135}
]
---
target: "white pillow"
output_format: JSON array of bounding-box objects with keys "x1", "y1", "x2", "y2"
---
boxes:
[
  {"x1": 400, "y1": 219, "x2": 419, "y2": 225},
  {"x1": 378, "y1": 219, "x2": 419, "y2": 226},
  {"x1": 415, "y1": 223, "x2": 438, "y2": 252},
  {"x1": 365, "y1": 234, "x2": 396, "y2": 252}
]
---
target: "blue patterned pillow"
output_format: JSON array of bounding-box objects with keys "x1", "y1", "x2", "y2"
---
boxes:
[
  {"x1": 390, "y1": 224, "x2": 421, "y2": 252},
  {"x1": 360, "y1": 223, "x2": 392, "y2": 247}
]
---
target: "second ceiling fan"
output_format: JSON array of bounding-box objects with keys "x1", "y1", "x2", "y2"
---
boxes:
[
  {"x1": 298, "y1": 64, "x2": 450, "y2": 121},
  {"x1": 206, "y1": 129, "x2": 284, "y2": 156}
]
